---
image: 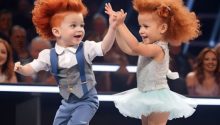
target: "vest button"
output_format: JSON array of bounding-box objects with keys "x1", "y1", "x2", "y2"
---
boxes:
[{"x1": 68, "y1": 87, "x2": 73, "y2": 92}]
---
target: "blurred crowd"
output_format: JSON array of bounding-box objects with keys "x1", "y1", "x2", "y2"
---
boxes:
[{"x1": 0, "y1": 0, "x2": 220, "y2": 97}]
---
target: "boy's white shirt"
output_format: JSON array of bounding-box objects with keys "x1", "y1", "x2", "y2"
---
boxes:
[{"x1": 30, "y1": 40, "x2": 103, "y2": 72}]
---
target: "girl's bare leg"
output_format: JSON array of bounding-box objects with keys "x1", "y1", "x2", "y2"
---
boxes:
[{"x1": 141, "y1": 112, "x2": 169, "y2": 125}]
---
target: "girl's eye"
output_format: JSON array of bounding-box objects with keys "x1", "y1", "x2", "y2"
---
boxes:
[
  {"x1": 71, "y1": 24, "x2": 76, "y2": 27},
  {"x1": 139, "y1": 25, "x2": 148, "y2": 28},
  {"x1": 80, "y1": 24, "x2": 85, "y2": 27},
  {"x1": 143, "y1": 25, "x2": 149, "y2": 28}
]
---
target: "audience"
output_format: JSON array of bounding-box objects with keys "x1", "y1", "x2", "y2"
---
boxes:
[
  {"x1": 186, "y1": 48, "x2": 220, "y2": 97},
  {"x1": 0, "y1": 9, "x2": 13, "y2": 41},
  {"x1": 215, "y1": 43, "x2": 220, "y2": 65},
  {"x1": 28, "y1": 36, "x2": 56, "y2": 85},
  {"x1": 0, "y1": 0, "x2": 219, "y2": 97},
  {"x1": 10, "y1": 25, "x2": 32, "y2": 83},
  {"x1": 0, "y1": 38, "x2": 17, "y2": 83}
]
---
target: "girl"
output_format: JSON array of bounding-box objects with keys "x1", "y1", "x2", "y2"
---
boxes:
[
  {"x1": 105, "y1": 0, "x2": 200, "y2": 124},
  {"x1": 0, "y1": 38, "x2": 17, "y2": 83},
  {"x1": 14, "y1": 0, "x2": 117, "y2": 124}
]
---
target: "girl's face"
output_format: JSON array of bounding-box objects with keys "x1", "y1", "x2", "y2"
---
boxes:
[
  {"x1": 54, "y1": 12, "x2": 85, "y2": 47},
  {"x1": 203, "y1": 51, "x2": 218, "y2": 72},
  {"x1": 138, "y1": 12, "x2": 166, "y2": 44},
  {"x1": 0, "y1": 42, "x2": 7, "y2": 66}
]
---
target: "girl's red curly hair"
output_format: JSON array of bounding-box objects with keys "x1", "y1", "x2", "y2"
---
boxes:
[
  {"x1": 32, "y1": 0, "x2": 88, "y2": 40},
  {"x1": 133, "y1": 0, "x2": 201, "y2": 46}
]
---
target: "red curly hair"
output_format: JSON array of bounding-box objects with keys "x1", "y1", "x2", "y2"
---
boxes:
[
  {"x1": 133, "y1": 0, "x2": 201, "y2": 46},
  {"x1": 32, "y1": 0, "x2": 88, "y2": 40}
]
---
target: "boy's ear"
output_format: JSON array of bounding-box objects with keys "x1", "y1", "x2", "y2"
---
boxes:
[
  {"x1": 52, "y1": 27, "x2": 60, "y2": 37},
  {"x1": 160, "y1": 23, "x2": 168, "y2": 34}
]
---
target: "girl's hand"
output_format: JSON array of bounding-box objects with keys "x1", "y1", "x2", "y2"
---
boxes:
[{"x1": 116, "y1": 9, "x2": 127, "y2": 27}]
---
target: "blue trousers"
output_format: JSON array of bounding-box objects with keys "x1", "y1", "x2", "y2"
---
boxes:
[{"x1": 53, "y1": 88, "x2": 99, "y2": 125}]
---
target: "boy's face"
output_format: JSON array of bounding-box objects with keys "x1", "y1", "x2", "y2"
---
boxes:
[{"x1": 54, "y1": 12, "x2": 85, "y2": 47}]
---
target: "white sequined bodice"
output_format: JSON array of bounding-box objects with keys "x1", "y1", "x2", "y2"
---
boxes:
[{"x1": 137, "y1": 41, "x2": 170, "y2": 91}]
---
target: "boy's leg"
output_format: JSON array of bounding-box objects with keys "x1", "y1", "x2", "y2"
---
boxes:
[
  {"x1": 67, "y1": 104, "x2": 98, "y2": 125},
  {"x1": 53, "y1": 100, "x2": 72, "y2": 125}
]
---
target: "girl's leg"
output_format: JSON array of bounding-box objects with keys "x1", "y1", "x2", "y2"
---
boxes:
[
  {"x1": 144, "y1": 112, "x2": 169, "y2": 125},
  {"x1": 141, "y1": 115, "x2": 148, "y2": 125}
]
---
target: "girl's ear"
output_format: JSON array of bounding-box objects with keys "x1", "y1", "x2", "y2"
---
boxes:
[
  {"x1": 160, "y1": 23, "x2": 168, "y2": 34},
  {"x1": 52, "y1": 27, "x2": 60, "y2": 37}
]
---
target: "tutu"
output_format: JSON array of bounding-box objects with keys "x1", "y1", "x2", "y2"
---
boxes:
[{"x1": 112, "y1": 88, "x2": 197, "y2": 120}]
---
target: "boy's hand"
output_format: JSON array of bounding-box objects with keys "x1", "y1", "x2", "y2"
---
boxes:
[
  {"x1": 105, "y1": 3, "x2": 127, "y2": 28},
  {"x1": 14, "y1": 62, "x2": 22, "y2": 72},
  {"x1": 105, "y1": 3, "x2": 117, "y2": 29}
]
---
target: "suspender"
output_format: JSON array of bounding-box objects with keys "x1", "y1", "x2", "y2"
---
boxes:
[
  {"x1": 50, "y1": 42, "x2": 88, "y2": 94},
  {"x1": 50, "y1": 48, "x2": 59, "y2": 83},
  {"x1": 75, "y1": 42, "x2": 89, "y2": 93}
]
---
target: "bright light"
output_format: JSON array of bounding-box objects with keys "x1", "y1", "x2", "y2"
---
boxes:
[
  {"x1": 92, "y1": 65, "x2": 120, "y2": 72},
  {"x1": 0, "y1": 85, "x2": 220, "y2": 105}
]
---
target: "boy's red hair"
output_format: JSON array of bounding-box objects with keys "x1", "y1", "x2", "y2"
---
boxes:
[
  {"x1": 133, "y1": 0, "x2": 200, "y2": 45},
  {"x1": 32, "y1": 0, "x2": 88, "y2": 40}
]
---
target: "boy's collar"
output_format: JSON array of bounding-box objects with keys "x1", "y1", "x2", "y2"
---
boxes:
[{"x1": 55, "y1": 43, "x2": 79, "y2": 55}]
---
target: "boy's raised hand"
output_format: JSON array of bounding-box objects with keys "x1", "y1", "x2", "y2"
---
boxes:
[
  {"x1": 105, "y1": 3, "x2": 117, "y2": 29},
  {"x1": 105, "y1": 3, "x2": 127, "y2": 28}
]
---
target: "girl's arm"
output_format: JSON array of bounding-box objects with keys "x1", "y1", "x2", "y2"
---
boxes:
[
  {"x1": 116, "y1": 24, "x2": 138, "y2": 56},
  {"x1": 14, "y1": 62, "x2": 36, "y2": 76},
  {"x1": 105, "y1": 3, "x2": 136, "y2": 55},
  {"x1": 117, "y1": 22, "x2": 162, "y2": 58},
  {"x1": 105, "y1": 3, "x2": 161, "y2": 58}
]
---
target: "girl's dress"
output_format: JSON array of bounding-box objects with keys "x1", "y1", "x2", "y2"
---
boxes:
[{"x1": 113, "y1": 41, "x2": 197, "y2": 120}]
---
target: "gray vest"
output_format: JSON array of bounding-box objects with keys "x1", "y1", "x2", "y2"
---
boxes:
[
  {"x1": 50, "y1": 43, "x2": 97, "y2": 100},
  {"x1": 57, "y1": 63, "x2": 97, "y2": 100}
]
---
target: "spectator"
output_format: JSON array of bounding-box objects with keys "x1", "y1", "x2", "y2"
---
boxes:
[
  {"x1": 0, "y1": 9, "x2": 13, "y2": 41},
  {"x1": 10, "y1": 25, "x2": 32, "y2": 83},
  {"x1": 0, "y1": 38, "x2": 17, "y2": 83},
  {"x1": 186, "y1": 48, "x2": 220, "y2": 97},
  {"x1": 85, "y1": 13, "x2": 108, "y2": 63},
  {"x1": 29, "y1": 36, "x2": 56, "y2": 85},
  {"x1": 85, "y1": 13, "x2": 108, "y2": 42},
  {"x1": 215, "y1": 43, "x2": 220, "y2": 64}
]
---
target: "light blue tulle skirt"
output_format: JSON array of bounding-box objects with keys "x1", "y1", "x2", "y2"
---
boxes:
[{"x1": 112, "y1": 88, "x2": 197, "y2": 120}]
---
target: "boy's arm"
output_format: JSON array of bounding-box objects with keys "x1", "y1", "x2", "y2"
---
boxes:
[
  {"x1": 101, "y1": 26, "x2": 116, "y2": 55},
  {"x1": 101, "y1": 3, "x2": 118, "y2": 55},
  {"x1": 14, "y1": 62, "x2": 36, "y2": 76}
]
